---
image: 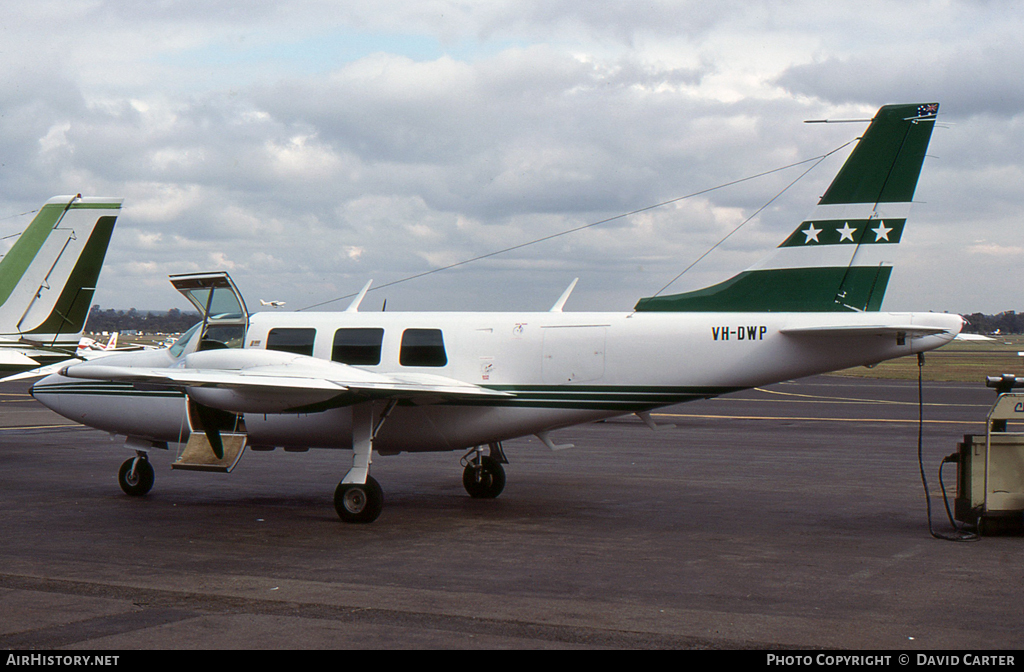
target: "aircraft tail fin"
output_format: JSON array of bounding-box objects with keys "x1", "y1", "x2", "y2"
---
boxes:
[
  {"x1": 635, "y1": 103, "x2": 939, "y2": 313},
  {"x1": 0, "y1": 195, "x2": 122, "y2": 344}
]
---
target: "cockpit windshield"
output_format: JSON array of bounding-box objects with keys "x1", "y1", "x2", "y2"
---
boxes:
[{"x1": 169, "y1": 322, "x2": 202, "y2": 358}]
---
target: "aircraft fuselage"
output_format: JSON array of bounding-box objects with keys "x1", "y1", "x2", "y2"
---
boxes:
[{"x1": 32, "y1": 308, "x2": 962, "y2": 454}]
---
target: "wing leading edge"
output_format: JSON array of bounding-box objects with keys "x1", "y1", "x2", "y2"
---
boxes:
[{"x1": 60, "y1": 349, "x2": 511, "y2": 414}]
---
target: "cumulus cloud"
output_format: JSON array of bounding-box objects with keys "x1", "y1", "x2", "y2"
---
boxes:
[{"x1": 0, "y1": 0, "x2": 1019, "y2": 313}]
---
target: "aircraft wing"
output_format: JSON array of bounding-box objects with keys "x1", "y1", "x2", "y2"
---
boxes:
[
  {"x1": 2, "y1": 359, "x2": 77, "y2": 382},
  {"x1": 0, "y1": 348, "x2": 144, "y2": 383},
  {"x1": 58, "y1": 349, "x2": 511, "y2": 413}
]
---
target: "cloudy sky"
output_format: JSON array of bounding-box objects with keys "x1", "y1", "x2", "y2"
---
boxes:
[{"x1": 1, "y1": 0, "x2": 1021, "y2": 315}]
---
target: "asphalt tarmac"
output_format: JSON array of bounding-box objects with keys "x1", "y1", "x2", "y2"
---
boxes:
[{"x1": 0, "y1": 375, "x2": 1020, "y2": 650}]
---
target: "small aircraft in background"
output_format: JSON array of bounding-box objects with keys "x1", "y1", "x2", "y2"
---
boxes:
[
  {"x1": 74, "y1": 331, "x2": 154, "y2": 359},
  {"x1": 28, "y1": 104, "x2": 963, "y2": 524},
  {"x1": 260, "y1": 300, "x2": 286, "y2": 308},
  {"x1": 0, "y1": 195, "x2": 121, "y2": 373},
  {"x1": 76, "y1": 332, "x2": 119, "y2": 356}
]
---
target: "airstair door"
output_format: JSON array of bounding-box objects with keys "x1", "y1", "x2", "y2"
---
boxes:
[
  {"x1": 169, "y1": 271, "x2": 249, "y2": 350},
  {"x1": 167, "y1": 272, "x2": 250, "y2": 471}
]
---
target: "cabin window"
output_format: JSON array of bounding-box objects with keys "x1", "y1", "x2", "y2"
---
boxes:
[
  {"x1": 332, "y1": 328, "x2": 384, "y2": 365},
  {"x1": 400, "y1": 329, "x2": 447, "y2": 367},
  {"x1": 266, "y1": 328, "x2": 316, "y2": 356},
  {"x1": 199, "y1": 324, "x2": 246, "y2": 351}
]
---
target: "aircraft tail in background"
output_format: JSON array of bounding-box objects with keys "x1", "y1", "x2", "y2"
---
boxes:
[
  {"x1": 0, "y1": 195, "x2": 122, "y2": 343},
  {"x1": 0, "y1": 195, "x2": 121, "y2": 370}
]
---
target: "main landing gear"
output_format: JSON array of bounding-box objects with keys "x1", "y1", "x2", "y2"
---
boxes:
[
  {"x1": 332, "y1": 445, "x2": 510, "y2": 523},
  {"x1": 332, "y1": 403, "x2": 510, "y2": 523},
  {"x1": 461, "y1": 443, "x2": 507, "y2": 499},
  {"x1": 333, "y1": 402, "x2": 390, "y2": 524},
  {"x1": 117, "y1": 453, "x2": 154, "y2": 496},
  {"x1": 334, "y1": 476, "x2": 384, "y2": 524}
]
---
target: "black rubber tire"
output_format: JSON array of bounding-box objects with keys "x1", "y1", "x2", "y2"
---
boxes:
[
  {"x1": 334, "y1": 476, "x2": 384, "y2": 523},
  {"x1": 118, "y1": 457, "x2": 154, "y2": 496},
  {"x1": 463, "y1": 455, "x2": 506, "y2": 499}
]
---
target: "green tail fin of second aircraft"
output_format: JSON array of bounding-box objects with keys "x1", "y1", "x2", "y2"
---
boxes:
[
  {"x1": 0, "y1": 195, "x2": 122, "y2": 340},
  {"x1": 635, "y1": 103, "x2": 939, "y2": 313}
]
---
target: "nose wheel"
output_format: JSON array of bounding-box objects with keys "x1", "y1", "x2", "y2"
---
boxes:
[{"x1": 118, "y1": 455, "x2": 154, "y2": 496}]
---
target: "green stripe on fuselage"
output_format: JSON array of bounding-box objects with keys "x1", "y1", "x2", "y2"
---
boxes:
[{"x1": 31, "y1": 381, "x2": 185, "y2": 398}]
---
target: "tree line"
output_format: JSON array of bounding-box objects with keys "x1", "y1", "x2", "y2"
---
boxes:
[
  {"x1": 85, "y1": 306, "x2": 201, "y2": 334},
  {"x1": 85, "y1": 305, "x2": 1024, "y2": 335},
  {"x1": 961, "y1": 311, "x2": 1024, "y2": 335}
]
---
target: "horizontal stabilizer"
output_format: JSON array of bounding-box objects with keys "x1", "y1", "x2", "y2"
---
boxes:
[
  {"x1": 0, "y1": 350, "x2": 42, "y2": 366},
  {"x1": 779, "y1": 324, "x2": 954, "y2": 337},
  {"x1": 955, "y1": 333, "x2": 995, "y2": 341}
]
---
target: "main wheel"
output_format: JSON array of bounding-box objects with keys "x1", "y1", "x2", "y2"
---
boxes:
[
  {"x1": 334, "y1": 476, "x2": 383, "y2": 523},
  {"x1": 118, "y1": 457, "x2": 154, "y2": 496},
  {"x1": 463, "y1": 455, "x2": 506, "y2": 499}
]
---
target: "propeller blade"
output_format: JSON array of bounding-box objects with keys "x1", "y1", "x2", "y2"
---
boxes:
[
  {"x1": 191, "y1": 401, "x2": 232, "y2": 460},
  {"x1": 205, "y1": 427, "x2": 224, "y2": 460}
]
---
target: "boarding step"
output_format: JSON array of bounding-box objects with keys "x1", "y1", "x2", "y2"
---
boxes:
[{"x1": 172, "y1": 432, "x2": 247, "y2": 473}]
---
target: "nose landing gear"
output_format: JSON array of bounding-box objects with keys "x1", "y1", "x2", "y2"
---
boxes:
[{"x1": 118, "y1": 454, "x2": 154, "y2": 496}]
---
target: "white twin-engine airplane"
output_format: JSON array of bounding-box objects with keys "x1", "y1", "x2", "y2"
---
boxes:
[
  {"x1": 0, "y1": 195, "x2": 121, "y2": 373},
  {"x1": 30, "y1": 103, "x2": 963, "y2": 523}
]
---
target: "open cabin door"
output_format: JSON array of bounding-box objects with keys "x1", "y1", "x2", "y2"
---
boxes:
[
  {"x1": 169, "y1": 271, "x2": 249, "y2": 351},
  {"x1": 168, "y1": 272, "x2": 250, "y2": 472}
]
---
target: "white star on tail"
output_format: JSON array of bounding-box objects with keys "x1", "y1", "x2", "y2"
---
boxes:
[
  {"x1": 837, "y1": 222, "x2": 857, "y2": 242},
  {"x1": 802, "y1": 224, "x2": 821, "y2": 243},
  {"x1": 871, "y1": 221, "x2": 892, "y2": 241}
]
